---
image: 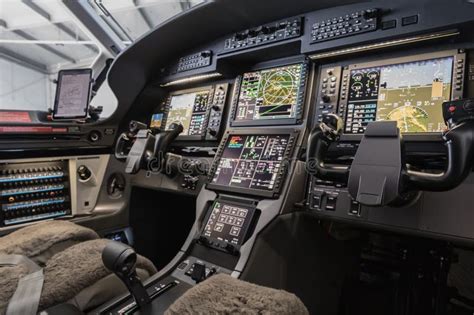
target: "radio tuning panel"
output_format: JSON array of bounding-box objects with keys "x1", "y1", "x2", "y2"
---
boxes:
[
  {"x1": 206, "y1": 83, "x2": 229, "y2": 140},
  {"x1": 314, "y1": 66, "x2": 342, "y2": 124}
]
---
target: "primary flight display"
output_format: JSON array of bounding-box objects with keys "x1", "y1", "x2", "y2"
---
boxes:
[{"x1": 345, "y1": 56, "x2": 454, "y2": 134}]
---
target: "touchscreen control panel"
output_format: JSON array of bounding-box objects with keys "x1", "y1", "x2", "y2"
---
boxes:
[
  {"x1": 207, "y1": 132, "x2": 297, "y2": 198},
  {"x1": 151, "y1": 83, "x2": 229, "y2": 140},
  {"x1": 0, "y1": 161, "x2": 71, "y2": 226},
  {"x1": 201, "y1": 199, "x2": 257, "y2": 251},
  {"x1": 231, "y1": 63, "x2": 308, "y2": 126}
]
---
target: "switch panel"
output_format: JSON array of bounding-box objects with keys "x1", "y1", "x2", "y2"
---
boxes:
[
  {"x1": 205, "y1": 83, "x2": 229, "y2": 140},
  {"x1": 310, "y1": 9, "x2": 379, "y2": 44},
  {"x1": 0, "y1": 161, "x2": 71, "y2": 226},
  {"x1": 176, "y1": 50, "x2": 212, "y2": 73},
  {"x1": 314, "y1": 66, "x2": 342, "y2": 124}
]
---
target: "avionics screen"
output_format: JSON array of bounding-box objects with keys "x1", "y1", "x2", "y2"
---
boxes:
[
  {"x1": 345, "y1": 56, "x2": 454, "y2": 134},
  {"x1": 53, "y1": 69, "x2": 92, "y2": 119},
  {"x1": 203, "y1": 200, "x2": 255, "y2": 246},
  {"x1": 164, "y1": 90, "x2": 211, "y2": 136},
  {"x1": 234, "y1": 64, "x2": 304, "y2": 123},
  {"x1": 211, "y1": 135, "x2": 290, "y2": 192}
]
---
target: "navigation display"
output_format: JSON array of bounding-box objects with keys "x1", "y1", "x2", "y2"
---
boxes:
[
  {"x1": 345, "y1": 56, "x2": 454, "y2": 134},
  {"x1": 165, "y1": 90, "x2": 210, "y2": 136},
  {"x1": 234, "y1": 64, "x2": 305, "y2": 124},
  {"x1": 53, "y1": 69, "x2": 92, "y2": 119},
  {"x1": 203, "y1": 200, "x2": 255, "y2": 246},
  {"x1": 211, "y1": 135, "x2": 291, "y2": 192}
]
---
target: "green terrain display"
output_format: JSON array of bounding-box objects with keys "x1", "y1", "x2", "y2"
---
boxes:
[{"x1": 236, "y1": 64, "x2": 303, "y2": 121}]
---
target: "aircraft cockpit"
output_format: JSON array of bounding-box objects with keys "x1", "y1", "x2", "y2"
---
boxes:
[{"x1": 0, "y1": 0, "x2": 474, "y2": 314}]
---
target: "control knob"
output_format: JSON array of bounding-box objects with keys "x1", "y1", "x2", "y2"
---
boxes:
[
  {"x1": 363, "y1": 8, "x2": 379, "y2": 19},
  {"x1": 321, "y1": 95, "x2": 331, "y2": 103},
  {"x1": 211, "y1": 105, "x2": 221, "y2": 111},
  {"x1": 208, "y1": 128, "x2": 218, "y2": 137},
  {"x1": 77, "y1": 165, "x2": 92, "y2": 181}
]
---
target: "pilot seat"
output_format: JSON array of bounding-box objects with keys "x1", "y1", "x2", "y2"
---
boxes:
[{"x1": 0, "y1": 220, "x2": 157, "y2": 313}]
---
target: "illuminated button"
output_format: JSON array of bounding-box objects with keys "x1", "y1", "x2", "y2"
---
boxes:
[{"x1": 449, "y1": 106, "x2": 456, "y2": 113}]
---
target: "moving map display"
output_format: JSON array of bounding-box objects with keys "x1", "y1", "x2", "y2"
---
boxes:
[
  {"x1": 234, "y1": 64, "x2": 305, "y2": 123},
  {"x1": 345, "y1": 56, "x2": 454, "y2": 134},
  {"x1": 211, "y1": 135, "x2": 290, "y2": 192},
  {"x1": 165, "y1": 90, "x2": 210, "y2": 136}
]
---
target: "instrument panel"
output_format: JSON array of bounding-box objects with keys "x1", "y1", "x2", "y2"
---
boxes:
[{"x1": 314, "y1": 50, "x2": 467, "y2": 138}]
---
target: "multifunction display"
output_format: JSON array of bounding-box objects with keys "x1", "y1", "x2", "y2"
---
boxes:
[
  {"x1": 203, "y1": 200, "x2": 255, "y2": 246},
  {"x1": 233, "y1": 63, "x2": 306, "y2": 126},
  {"x1": 210, "y1": 134, "x2": 292, "y2": 194},
  {"x1": 345, "y1": 57, "x2": 454, "y2": 133},
  {"x1": 151, "y1": 84, "x2": 229, "y2": 140},
  {"x1": 165, "y1": 90, "x2": 210, "y2": 136}
]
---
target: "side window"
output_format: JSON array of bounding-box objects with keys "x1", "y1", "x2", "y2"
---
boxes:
[{"x1": 0, "y1": 1, "x2": 118, "y2": 119}]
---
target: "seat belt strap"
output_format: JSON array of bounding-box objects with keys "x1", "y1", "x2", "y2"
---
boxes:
[{"x1": 0, "y1": 254, "x2": 44, "y2": 315}]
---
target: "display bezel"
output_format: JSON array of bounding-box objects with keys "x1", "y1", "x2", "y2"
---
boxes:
[
  {"x1": 230, "y1": 59, "x2": 309, "y2": 127},
  {"x1": 52, "y1": 68, "x2": 93, "y2": 120},
  {"x1": 159, "y1": 85, "x2": 215, "y2": 141},
  {"x1": 338, "y1": 49, "x2": 465, "y2": 142},
  {"x1": 206, "y1": 129, "x2": 299, "y2": 198}
]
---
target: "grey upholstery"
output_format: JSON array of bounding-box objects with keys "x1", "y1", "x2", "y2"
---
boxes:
[
  {"x1": 0, "y1": 221, "x2": 99, "y2": 266},
  {"x1": 0, "y1": 221, "x2": 157, "y2": 313},
  {"x1": 165, "y1": 273, "x2": 309, "y2": 315}
]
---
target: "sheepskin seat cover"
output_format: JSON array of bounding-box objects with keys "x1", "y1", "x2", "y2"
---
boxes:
[
  {"x1": 0, "y1": 220, "x2": 99, "y2": 266},
  {"x1": 0, "y1": 239, "x2": 157, "y2": 313},
  {"x1": 165, "y1": 274, "x2": 309, "y2": 315}
]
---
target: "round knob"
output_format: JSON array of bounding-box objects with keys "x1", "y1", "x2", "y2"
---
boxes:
[
  {"x1": 208, "y1": 128, "x2": 218, "y2": 137},
  {"x1": 211, "y1": 105, "x2": 221, "y2": 111},
  {"x1": 77, "y1": 165, "x2": 92, "y2": 181},
  {"x1": 89, "y1": 130, "x2": 101, "y2": 142},
  {"x1": 363, "y1": 8, "x2": 379, "y2": 19},
  {"x1": 321, "y1": 95, "x2": 331, "y2": 103}
]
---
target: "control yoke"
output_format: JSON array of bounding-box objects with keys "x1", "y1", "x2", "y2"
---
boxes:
[
  {"x1": 115, "y1": 121, "x2": 183, "y2": 174},
  {"x1": 306, "y1": 99, "x2": 474, "y2": 207}
]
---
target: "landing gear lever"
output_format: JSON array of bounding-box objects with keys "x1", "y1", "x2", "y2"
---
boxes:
[{"x1": 102, "y1": 241, "x2": 151, "y2": 308}]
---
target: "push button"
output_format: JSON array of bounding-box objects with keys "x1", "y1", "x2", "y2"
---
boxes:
[
  {"x1": 312, "y1": 190, "x2": 325, "y2": 210},
  {"x1": 325, "y1": 195, "x2": 337, "y2": 211},
  {"x1": 349, "y1": 200, "x2": 361, "y2": 216},
  {"x1": 402, "y1": 15, "x2": 418, "y2": 26}
]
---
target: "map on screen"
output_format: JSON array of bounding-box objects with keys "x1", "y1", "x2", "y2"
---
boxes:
[
  {"x1": 345, "y1": 57, "x2": 454, "y2": 134},
  {"x1": 165, "y1": 90, "x2": 210, "y2": 136},
  {"x1": 235, "y1": 64, "x2": 304, "y2": 122}
]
